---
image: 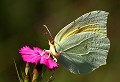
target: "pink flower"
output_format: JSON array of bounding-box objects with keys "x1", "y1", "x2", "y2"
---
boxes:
[
  {"x1": 19, "y1": 46, "x2": 59, "y2": 70},
  {"x1": 40, "y1": 53, "x2": 58, "y2": 69}
]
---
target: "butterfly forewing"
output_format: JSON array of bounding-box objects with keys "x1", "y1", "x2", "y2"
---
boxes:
[{"x1": 54, "y1": 11, "x2": 109, "y2": 44}]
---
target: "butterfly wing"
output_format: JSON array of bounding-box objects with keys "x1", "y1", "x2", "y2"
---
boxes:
[
  {"x1": 54, "y1": 11, "x2": 108, "y2": 43},
  {"x1": 54, "y1": 11, "x2": 110, "y2": 74},
  {"x1": 55, "y1": 32, "x2": 110, "y2": 74}
]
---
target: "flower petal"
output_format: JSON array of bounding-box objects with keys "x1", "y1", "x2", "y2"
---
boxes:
[
  {"x1": 33, "y1": 47, "x2": 43, "y2": 54},
  {"x1": 19, "y1": 46, "x2": 41, "y2": 64},
  {"x1": 40, "y1": 54, "x2": 59, "y2": 69},
  {"x1": 19, "y1": 46, "x2": 34, "y2": 55}
]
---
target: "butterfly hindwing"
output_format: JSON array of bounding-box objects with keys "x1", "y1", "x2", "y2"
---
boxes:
[{"x1": 56, "y1": 32, "x2": 110, "y2": 74}]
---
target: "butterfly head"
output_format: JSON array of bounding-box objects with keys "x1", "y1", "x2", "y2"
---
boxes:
[{"x1": 48, "y1": 40, "x2": 61, "y2": 58}]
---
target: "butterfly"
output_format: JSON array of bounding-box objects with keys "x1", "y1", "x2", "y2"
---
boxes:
[{"x1": 46, "y1": 10, "x2": 110, "y2": 74}]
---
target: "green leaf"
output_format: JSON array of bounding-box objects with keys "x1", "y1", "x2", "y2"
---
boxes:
[
  {"x1": 13, "y1": 59, "x2": 23, "y2": 82},
  {"x1": 25, "y1": 63, "x2": 30, "y2": 75}
]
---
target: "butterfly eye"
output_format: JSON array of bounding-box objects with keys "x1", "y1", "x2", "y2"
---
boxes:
[{"x1": 49, "y1": 39, "x2": 54, "y2": 45}]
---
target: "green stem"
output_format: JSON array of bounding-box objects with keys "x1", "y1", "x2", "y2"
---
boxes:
[
  {"x1": 32, "y1": 64, "x2": 43, "y2": 82},
  {"x1": 24, "y1": 73, "x2": 30, "y2": 82}
]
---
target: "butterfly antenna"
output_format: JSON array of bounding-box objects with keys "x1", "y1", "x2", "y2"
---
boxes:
[{"x1": 43, "y1": 25, "x2": 53, "y2": 39}]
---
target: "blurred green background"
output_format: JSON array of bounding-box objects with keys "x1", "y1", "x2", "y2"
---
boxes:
[{"x1": 0, "y1": 0, "x2": 120, "y2": 82}]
